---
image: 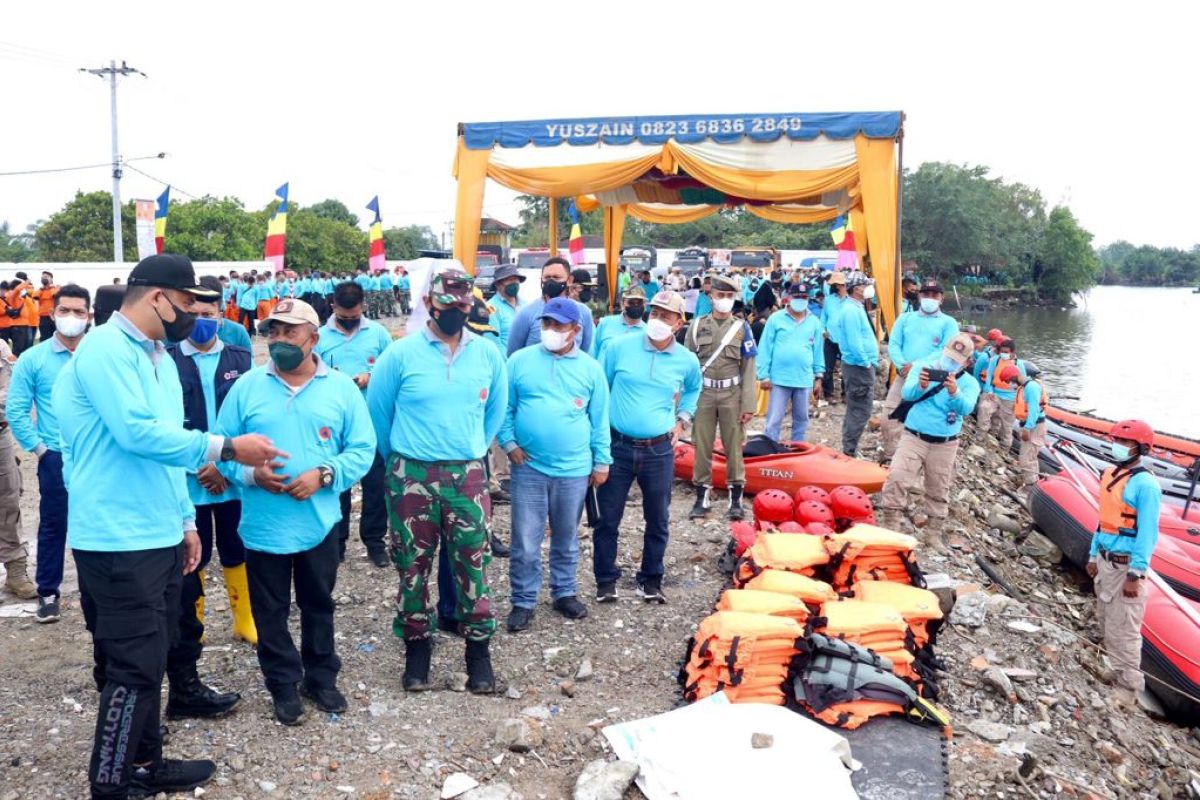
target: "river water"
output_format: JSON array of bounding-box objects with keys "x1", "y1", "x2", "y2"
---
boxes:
[{"x1": 955, "y1": 285, "x2": 1200, "y2": 439}]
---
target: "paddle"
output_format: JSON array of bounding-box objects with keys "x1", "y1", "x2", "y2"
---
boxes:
[{"x1": 1183, "y1": 458, "x2": 1200, "y2": 520}]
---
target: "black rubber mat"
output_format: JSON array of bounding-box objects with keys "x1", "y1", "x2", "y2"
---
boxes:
[{"x1": 841, "y1": 717, "x2": 950, "y2": 799}]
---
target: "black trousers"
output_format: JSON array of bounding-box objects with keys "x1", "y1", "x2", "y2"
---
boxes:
[
  {"x1": 167, "y1": 501, "x2": 243, "y2": 677},
  {"x1": 822, "y1": 338, "x2": 843, "y2": 398},
  {"x1": 10, "y1": 324, "x2": 33, "y2": 355},
  {"x1": 239, "y1": 307, "x2": 256, "y2": 334},
  {"x1": 245, "y1": 530, "x2": 341, "y2": 691},
  {"x1": 38, "y1": 316, "x2": 55, "y2": 342},
  {"x1": 74, "y1": 544, "x2": 182, "y2": 797},
  {"x1": 335, "y1": 452, "x2": 386, "y2": 555}
]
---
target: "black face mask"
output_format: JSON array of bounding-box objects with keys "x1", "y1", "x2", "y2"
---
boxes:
[
  {"x1": 542, "y1": 279, "x2": 566, "y2": 299},
  {"x1": 154, "y1": 294, "x2": 197, "y2": 341},
  {"x1": 336, "y1": 315, "x2": 361, "y2": 331},
  {"x1": 579, "y1": 288, "x2": 593, "y2": 303},
  {"x1": 624, "y1": 303, "x2": 644, "y2": 319},
  {"x1": 432, "y1": 306, "x2": 468, "y2": 337}
]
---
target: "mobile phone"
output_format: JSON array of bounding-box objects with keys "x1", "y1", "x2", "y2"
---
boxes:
[{"x1": 926, "y1": 368, "x2": 949, "y2": 383}]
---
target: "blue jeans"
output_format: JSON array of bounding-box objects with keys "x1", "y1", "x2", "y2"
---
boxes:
[
  {"x1": 35, "y1": 450, "x2": 68, "y2": 598},
  {"x1": 593, "y1": 435, "x2": 675, "y2": 586},
  {"x1": 509, "y1": 463, "x2": 588, "y2": 608},
  {"x1": 764, "y1": 385, "x2": 812, "y2": 443}
]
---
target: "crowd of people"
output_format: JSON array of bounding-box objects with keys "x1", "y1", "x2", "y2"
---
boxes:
[{"x1": 0, "y1": 250, "x2": 1163, "y2": 797}]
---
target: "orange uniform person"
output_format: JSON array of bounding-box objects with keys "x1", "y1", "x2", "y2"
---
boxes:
[
  {"x1": 6, "y1": 272, "x2": 39, "y2": 355},
  {"x1": 36, "y1": 271, "x2": 59, "y2": 342}
]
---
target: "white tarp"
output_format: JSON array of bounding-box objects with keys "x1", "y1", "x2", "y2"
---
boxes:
[{"x1": 602, "y1": 693, "x2": 859, "y2": 799}]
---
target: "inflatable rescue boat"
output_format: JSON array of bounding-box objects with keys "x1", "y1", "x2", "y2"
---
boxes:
[
  {"x1": 674, "y1": 436, "x2": 888, "y2": 495},
  {"x1": 1047, "y1": 405, "x2": 1200, "y2": 469}
]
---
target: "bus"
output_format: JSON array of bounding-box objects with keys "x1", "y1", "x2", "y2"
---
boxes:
[{"x1": 730, "y1": 247, "x2": 780, "y2": 272}]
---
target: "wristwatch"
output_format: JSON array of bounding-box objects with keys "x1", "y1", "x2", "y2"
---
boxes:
[
  {"x1": 219, "y1": 437, "x2": 236, "y2": 462},
  {"x1": 318, "y1": 465, "x2": 334, "y2": 488}
]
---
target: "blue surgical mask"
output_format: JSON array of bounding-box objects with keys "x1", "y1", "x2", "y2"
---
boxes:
[
  {"x1": 919, "y1": 297, "x2": 940, "y2": 314},
  {"x1": 189, "y1": 317, "x2": 219, "y2": 345},
  {"x1": 789, "y1": 299, "x2": 807, "y2": 314},
  {"x1": 1111, "y1": 443, "x2": 1134, "y2": 462}
]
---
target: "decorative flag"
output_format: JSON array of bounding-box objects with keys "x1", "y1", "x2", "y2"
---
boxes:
[
  {"x1": 835, "y1": 214, "x2": 858, "y2": 269},
  {"x1": 829, "y1": 215, "x2": 847, "y2": 247},
  {"x1": 264, "y1": 182, "x2": 289, "y2": 272},
  {"x1": 154, "y1": 186, "x2": 170, "y2": 254},
  {"x1": 366, "y1": 196, "x2": 386, "y2": 272},
  {"x1": 134, "y1": 200, "x2": 156, "y2": 261},
  {"x1": 566, "y1": 198, "x2": 584, "y2": 266}
]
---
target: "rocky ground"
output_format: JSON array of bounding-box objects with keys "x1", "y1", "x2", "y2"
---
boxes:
[{"x1": 1, "y1": 325, "x2": 1198, "y2": 799}]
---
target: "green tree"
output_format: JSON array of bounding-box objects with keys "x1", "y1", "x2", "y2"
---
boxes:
[
  {"x1": 164, "y1": 196, "x2": 263, "y2": 261},
  {"x1": 0, "y1": 221, "x2": 39, "y2": 262},
  {"x1": 308, "y1": 199, "x2": 359, "y2": 227},
  {"x1": 1097, "y1": 240, "x2": 1135, "y2": 284},
  {"x1": 1034, "y1": 206, "x2": 1099, "y2": 303},
  {"x1": 383, "y1": 225, "x2": 439, "y2": 259},
  {"x1": 279, "y1": 205, "x2": 368, "y2": 274},
  {"x1": 34, "y1": 191, "x2": 138, "y2": 261}
]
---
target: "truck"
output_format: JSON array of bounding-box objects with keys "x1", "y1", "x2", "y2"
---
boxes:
[
  {"x1": 671, "y1": 247, "x2": 710, "y2": 278},
  {"x1": 730, "y1": 247, "x2": 780, "y2": 272},
  {"x1": 619, "y1": 246, "x2": 656, "y2": 275}
]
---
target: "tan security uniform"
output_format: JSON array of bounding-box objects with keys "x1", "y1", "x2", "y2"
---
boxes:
[
  {"x1": 686, "y1": 309, "x2": 756, "y2": 488},
  {"x1": 1094, "y1": 554, "x2": 1147, "y2": 692},
  {"x1": 0, "y1": 339, "x2": 26, "y2": 564}
]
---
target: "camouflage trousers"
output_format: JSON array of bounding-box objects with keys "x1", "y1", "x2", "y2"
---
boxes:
[{"x1": 386, "y1": 455, "x2": 495, "y2": 642}]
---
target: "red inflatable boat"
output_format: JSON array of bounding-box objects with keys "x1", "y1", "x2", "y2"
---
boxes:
[
  {"x1": 1047, "y1": 405, "x2": 1200, "y2": 470},
  {"x1": 1029, "y1": 468, "x2": 1200, "y2": 723},
  {"x1": 674, "y1": 439, "x2": 888, "y2": 495}
]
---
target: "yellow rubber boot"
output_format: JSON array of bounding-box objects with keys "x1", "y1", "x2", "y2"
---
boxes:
[
  {"x1": 224, "y1": 564, "x2": 258, "y2": 645},
  {"x1": 194, "y1": 568, "x2": 207, "y2": 644}
]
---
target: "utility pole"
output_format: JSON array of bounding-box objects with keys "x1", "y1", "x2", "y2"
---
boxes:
[{"x1": 80, "y1": 60, "x2": 146, "y2": 263}]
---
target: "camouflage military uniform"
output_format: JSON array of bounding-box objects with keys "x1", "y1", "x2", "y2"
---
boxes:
[
  {"x1": 684, "y1": 278, "x2": 757, "y2": 519},
  {"x1": 387, "y1": 454, "x2": 496, "y2": 641}
]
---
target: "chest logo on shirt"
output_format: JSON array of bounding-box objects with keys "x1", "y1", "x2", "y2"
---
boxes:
[
  {"x1": 479, "y1": 388, "x2": 489, "y2": 403},
  {"x1": 318, "y1": 426, "x2": 333, "y2": 442},
  {"x1": 933, "y1": 336, "x2": 942, "y2": 345},
  {"x1": 367, "y1": 356, "x2": 376, "y2": 365},
  {"x1": 574, "y1": 397, "x2": 584, "y2": 409},
  {"x1": 223, "y1": 370, "x2": 241, "y2": 380}
]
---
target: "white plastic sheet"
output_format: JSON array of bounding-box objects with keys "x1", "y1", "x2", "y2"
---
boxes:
[{"x1": 602, "y1": 693, "x2": 859, "y2": 800}]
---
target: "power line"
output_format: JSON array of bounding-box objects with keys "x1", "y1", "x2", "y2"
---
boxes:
[
  {"x1": 0, "y1": 153, "x2": 167, "y2": 178},
  {"x1": 122, "y1": 162, "x2": 198, "y2": 200}
]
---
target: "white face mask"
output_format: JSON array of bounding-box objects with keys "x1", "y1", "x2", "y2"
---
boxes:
[
  {"x1": 919, "y1": 297, "x2": 940, "y2": 314},
  {"x1": 55, "y1": 316, "x2": 88, "y2": 338},
  {"x1": 541, "y1": 329, "x2": 572, "y2": 352},
  {"x1": 863, "y1": 285, "x2": 876, "y2": 300},
  {"x1": 713, "y1": 297, "x2": 735, "y2": 314},
  {"x1": 646, "y1": 318, "x2": 674, "y2": 342}
]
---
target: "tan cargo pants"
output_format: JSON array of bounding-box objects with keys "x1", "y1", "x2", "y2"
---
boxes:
[
  {"x1": 1018, "y1": 422, "x2": 1046, "y2": 486},
  {"x1": 879, "y1": 430, "x2": 959, "y2": 521},
  {"x1": 1095, "y1": 555, "x2": 1147, "y2": 692},
  {"x1": 977, "y1": 394, "x2": 1015, "y2": 441},
  {"x1": 0, "y1": 431, "x2": 26, "y2": 564},
  {"x1": 880, "y1": 375, "x2": 906, "y2": 460},
  {"x1": 693, "y1": 386, "x2": 745, "y2": 488}
]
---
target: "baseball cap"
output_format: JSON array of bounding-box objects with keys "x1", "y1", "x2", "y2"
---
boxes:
[
  {"x1": 428, "y1": 267, "x2": 473, "y2": 305},
  {"x1": 493, "y1": 264, "x2": 525, "y2": 283},
  {"x1": 827, "y1": 271, "x2": 847, "y2": 286},
  {"x1": 623, "y1": 286, "x2": 647, "y2": 300},
  {"x1": 942, "y1": 333, "x2": 976, "y2": 367},
  {"x1": 127, "y1": 254, "x2": 219, "y2": 299},
  {"x1": 650, "y1": 290, "x2": 685, "y2": 316},
  {"x1": 540, "y1": 297, "x2": 581, "y2": 325},
  {"x1": 261, "y1": 298, "x2": 319, "y2": 331},
  {"x1": 570, "y1": 268, "x2": 596, "y2": 287},
  {"x1": 710, "y1": 274, "x2": 740, "y2": 292},
  {"x1": 788, "y1": 283, "x2": 809, "y2": 298},
  {"x1": 467, "y1": 297, "x2": 497, "y2": 334},
  {"x1": 919, "y1": 279, "x2": 944, "y2": 294},
  {"x1": 198, "y1": 275, "x2": 224, "y2": 299}
]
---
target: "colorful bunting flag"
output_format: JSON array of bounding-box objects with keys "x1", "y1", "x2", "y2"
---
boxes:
[
  {"x1": 367, "y1": 196, "x2": 386, "y2": 272},
  {"x1": 829, "y1": 215, "x2": 847, "y2": 247},
  {"x1": 264, "y1": 182, "x2": 289, "y2": 272},
  {"x1": 566, "y1": 198, "x2": 584, "y2": 266},
  {"x1": 154, "y1": 186, "x2": 170, "y2": 254},
  {"x1": 835, "y1": 214, "x2": 858, "y2": 269}
]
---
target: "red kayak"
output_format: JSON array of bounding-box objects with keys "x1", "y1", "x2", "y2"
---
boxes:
[
  {"x1": 1030, "y1": 469, "x2": 1200, "y2": 723},
  {"x1": 674, "y1": 439, "x2": 888, "y2": 495},
  {"x1": 1048, "y1": 405, "x2": 1200, "y2": 469}
]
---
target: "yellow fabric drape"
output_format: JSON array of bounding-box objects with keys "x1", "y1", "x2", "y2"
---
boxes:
[
  {"x1": 575, "y1": 195, "x2": 600, "y2": 213},
  {"x1": 746, "y1": 204, "x2": 843, "y2": 225},
  {"x1": 664, "y1": 141, "x2": 858, "y2": 203},
  {"x1": 452, "y1": 137, "x2": 490, "y2": 274},
  {"x1": 548, "y1": 197, "x2": 558, "y2": 258},
  {"x1": 849, "y1": 205, "x2": 868, "y2": 273},
  {"x1": 627, "y1": 204, "x2": 720, "y2": 224},
  {"x1": 854, "y1": 135, "x2": 900, "y2": 330},
  {"x1": 603, "y1": 204, "x2": 627, "y2": 307},
  {"x1": 486, "y1": 153, "x2": 664, "y2": 198}
]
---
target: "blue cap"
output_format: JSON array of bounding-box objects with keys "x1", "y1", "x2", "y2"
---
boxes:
[{"x1": 540, "y1": 297, "x2": 580, "y2": 325}]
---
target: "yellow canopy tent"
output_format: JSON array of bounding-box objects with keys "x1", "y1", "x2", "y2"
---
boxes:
[{"x1": 453, "y1": 112, "x2": 905, "y2": 328}]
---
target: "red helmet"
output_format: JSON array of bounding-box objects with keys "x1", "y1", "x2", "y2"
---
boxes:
[
  {"x1": 987, "y1": 328, "x2": 1004, "y2": 343},
  {"x1": 794, "y1": 500, "x2": 835, "y2": 527},
  {"x1": 730, "y1": 521, "x2": 758, "y2": 557},
  {"x1": 753, "y1": 489, "x2": 795, "y2": 524},
  {"x1": 793, "y1": 486, "x2": 831, "y2": 508},
  {"x1": 828, "y1": 485, "x2": 874, "y2": 521},
  {"x1": 777, "y1": 521, "x2": 806, "y2": 533},
  {"x1": 805, "y1": 522, "x2": 835, "y2": 536},
  {"x1": 997, "y1": 365, "x2": 1020, "y2": 384},
  {"x1": 1111, "y1": 419, "x2": 1154, "y2": 447}
]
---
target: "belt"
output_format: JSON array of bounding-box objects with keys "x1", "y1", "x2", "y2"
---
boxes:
[
  {"x1": 905, "y1": 428, "x2": 958, "y2": 444},
  {"x1": 611, "y1": 429, "x2": 672, "y2": 447},
  {"x1": 702, "y1": 376, "x2": 741, "y2": 389},
  {"x1": 1099, "y1": 549, "x2": 1131, "y2": 566}
]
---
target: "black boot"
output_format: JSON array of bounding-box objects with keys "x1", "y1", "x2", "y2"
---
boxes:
[
  {"x1": 688, "y1": 485, "x2": 711, "y2": 519},
  {"x1": 727, "y1": 485, "x2": 746, "y2": 521},
  {"x1": 165, "y1": 668, "x2": 241, "y2": 719},
  {"x1": 403, "y1": 638, "x2": 432, "y2": 692},
  {"x1": 465, "y1": 639, "x2": 496, "y2": 694},
  {"x1": 490, "y1": 533, "x2": 511, "y2": 559}
]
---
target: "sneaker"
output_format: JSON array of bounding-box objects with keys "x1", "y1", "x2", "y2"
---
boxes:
[
  {"x1": 366, "y1": 545, "x2": 390, "y2": 569},
  {"x1": 595, "y1": 582, "x2": 619, "y2": 603},
  {"x1": 506, "y1": 606, "x2": 535, "y2": 633},
  {"x1": 552, "y1": 595, "x2": 588, "y2": 620},
  {"x1": 490, "y1": 487, "x2": 511, "y2": 505},
  {"x1": 127, "y1": 758, "x2": 216, "y2": 798},
  {"x1": 300, "y1": 682, "x2": 348, "y2": 714},
  {"x1": 636, "y1": 579, "x2": 667, "y2": 604},
  {"x1": 36, "y1": 595, "x2": 60, "y2": 624},
  {"x1": 489, "y1": 533, "x2": 511, "y2": 558},
  {"x1": 270, "y1": 684, "x2": 304, "y2": 725}
]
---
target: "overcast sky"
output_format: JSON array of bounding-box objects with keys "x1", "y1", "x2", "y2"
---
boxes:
[{"x1": 3, "y1": 1, "x2": 1196, "y2": 251}]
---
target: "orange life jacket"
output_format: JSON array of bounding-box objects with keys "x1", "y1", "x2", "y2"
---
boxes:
[
  {"x1": 990, "y1": 357, "x2": 1017, "y2": 392},
  {"x1": 716, "y1": 589, "x2": 811, "y2": 623},
  {"x1": 742, "y1": 570, "x2": 838, "y2": 605},
  {"x1": 1014, "y1": 379, "x2": 1047, "y2": 423},
  {"x1": 1097, "y1": 466, "x2": 1145, "y2": 538},
  {"x1": 736, "y1": 533, "x2": 830, "y2": 585}
]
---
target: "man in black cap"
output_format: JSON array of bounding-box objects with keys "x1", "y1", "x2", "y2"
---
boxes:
[{"x1": 53, "y1": 254, "x2": 284, "y2": 799}]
